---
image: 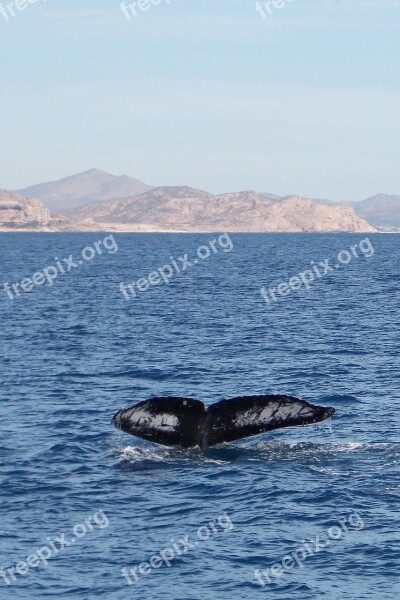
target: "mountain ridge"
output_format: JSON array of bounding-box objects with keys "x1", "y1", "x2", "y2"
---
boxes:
[
  {"x1": 352, "y1": 194, "x2": 400, "y2": 229},
  {"x1": 66, "y1": 185, "x2": 375, "y2": 233},
  {"x1": 3, "y1": 169, "x2": 399, "y2": 232},
  {"x1": 16, "y1": 169, "x2": 153, "y2": 213}
]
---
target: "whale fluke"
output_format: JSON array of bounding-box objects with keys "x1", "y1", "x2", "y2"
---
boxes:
[{"x1": 112, "y1": 395, "x2": 335, "y2": 450}]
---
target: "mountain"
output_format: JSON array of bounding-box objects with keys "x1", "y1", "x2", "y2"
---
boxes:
[
  {"x1": 262, "y1": 192, "x2": 282, "y2": 201},
  {"x1": 353, "y1": 194, "x2": 400, "y2": 229},
  {"x1": 68, "y1": 186, "x2": 375, "y2": 232},
  {"x1": 0, "y1": 189, "x2": 69, "y2": 230},
  {"x1": 16, "y1": 169, "x2": 153, "y2": 213}
]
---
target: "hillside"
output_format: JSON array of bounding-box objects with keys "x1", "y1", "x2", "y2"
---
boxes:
[
  {"x1": 68, "y1": 186, "x2": 375, "y2": 232},
  {"x1": 353, "y1": 194, "x2": 400, "y2": 229}
]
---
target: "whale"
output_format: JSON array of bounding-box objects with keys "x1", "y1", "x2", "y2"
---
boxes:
[{"x1": 112, "y1": 395, "x2": 335, "y2": 450}]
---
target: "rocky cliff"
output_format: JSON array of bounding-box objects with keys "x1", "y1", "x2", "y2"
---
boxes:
[{"x1": 0, "y1": 189, "x2": 70, "y2": 231}]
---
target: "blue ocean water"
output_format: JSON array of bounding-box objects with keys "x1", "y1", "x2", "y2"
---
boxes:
[{"x1": 0, "y1": 232, "x2": 399, "y2": 600}]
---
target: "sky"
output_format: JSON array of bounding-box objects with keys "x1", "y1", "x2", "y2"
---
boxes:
[{"x1": 0, "y1": 0, "x2": 399, "y2": 200}]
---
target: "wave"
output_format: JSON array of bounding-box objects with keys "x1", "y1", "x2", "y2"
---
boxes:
[{"x1": 111, "y1": 439, "x2": 398, "y2": 469}]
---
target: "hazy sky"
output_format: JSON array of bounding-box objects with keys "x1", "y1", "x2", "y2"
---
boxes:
[{"x1": 0, "y1": 0, "x2": 399, "y2": 200}]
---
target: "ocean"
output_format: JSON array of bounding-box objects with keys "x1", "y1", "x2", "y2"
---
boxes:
[{"x1": 0, "y1": 232, "x2": 399, "y2": 600}]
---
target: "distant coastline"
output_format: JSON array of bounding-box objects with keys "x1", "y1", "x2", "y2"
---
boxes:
[
  {"x1": 2, "y1": 169, "x2": 400, "y2": 233},
  {"x1": 0, "y1": 228, "x2": 393, "y2": 234}
]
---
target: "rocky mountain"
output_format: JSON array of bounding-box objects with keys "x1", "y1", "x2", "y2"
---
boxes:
[
  {"x1": 16, "y1": 169, "x2": 153, "y2": 213},
  {"x1": 0, "y1": 189, "x2": 70, "y2": 230},
  {"x1": 68, "y1": 186, "x2": 375, "y2": 232},
  {"x1": 353, "y1": 194, "x2": 400, "y2": 229}
]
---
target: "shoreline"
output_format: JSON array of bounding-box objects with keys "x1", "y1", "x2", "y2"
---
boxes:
[{"x1": 0, "y1": 229, "x2": 392, "y2": 234}]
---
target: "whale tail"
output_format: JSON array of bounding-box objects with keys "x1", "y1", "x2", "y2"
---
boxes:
[{"x1": 112, "y1": 395, "x2": 335, "y2": 450}]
